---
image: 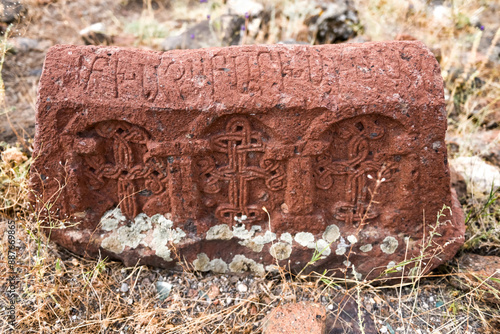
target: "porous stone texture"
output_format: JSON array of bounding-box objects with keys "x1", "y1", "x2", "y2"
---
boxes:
[
  {"x1": 263, "y1": 302, "x2": 327, "y2": 334},
  {"x1": 31, "y1": 42, "x2": 464, "y2": 279}
]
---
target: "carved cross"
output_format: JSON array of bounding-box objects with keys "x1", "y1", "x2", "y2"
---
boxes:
[
  {"x1": 315, "y1": 120, "x2": 395, "y2": 225},
  {"x1": 199, "y1": 117, "x2": 285, "y2": 224},
  {"x1": 79, "y1": 122, "x2": 164, "y2": 219}
]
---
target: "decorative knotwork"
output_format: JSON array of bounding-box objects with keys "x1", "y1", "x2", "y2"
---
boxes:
[
  {"x1": 315, "y1": 119, "x2": 397, "y2": 225},
  {"x1": 79, "y1": 121, "x2": 166, "y2": 219},
  {"x1": 198, "y1": 117, "x2": 285, "y2": 224}
]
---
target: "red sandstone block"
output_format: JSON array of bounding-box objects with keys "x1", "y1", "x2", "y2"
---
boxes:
[{"x1": 31, "y1": 42, "x2": 464, "y2": 278}]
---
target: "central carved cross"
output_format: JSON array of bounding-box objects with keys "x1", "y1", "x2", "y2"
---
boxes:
[{"x1": 199, "y1": 117, "x2": 285, "y2": 224}]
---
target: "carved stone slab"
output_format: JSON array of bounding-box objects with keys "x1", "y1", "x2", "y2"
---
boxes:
[{"x1": 31, "y1": 42, "x2": 465, "y2": 279}]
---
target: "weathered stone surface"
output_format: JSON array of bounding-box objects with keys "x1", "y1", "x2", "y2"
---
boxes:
[
  {"x1": 263, "y1": 302, "x2": 327, "y2": 334},
  {"x1": 31, "y1": 41, "x2": 464, "y2": 279}
]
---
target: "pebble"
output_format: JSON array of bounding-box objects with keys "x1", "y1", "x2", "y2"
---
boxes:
[
  {"x1": 120, "y1": 283, "x2": 129, "y2": 293},
  {"x1": 237, "y1": 283, "x2": 248, "y2": 293}
]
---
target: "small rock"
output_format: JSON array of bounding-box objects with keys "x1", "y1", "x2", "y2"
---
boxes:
[
  {"x1": 207, "y1": 284, "x2": 220, "y2": 300},
  {"x1": 120, "y1": 282, "x2": 129, "y2": 293},
  {"x1": 161, "y1": 21, "x2": 217, "y2": 50},
  {"x1": 448, "y1": 130, "x2": 500, "y2": 166},
  {"x1": 263, "y1": 302, "x2": 326, "y2": 334},
  {"x1": 8, "y1": 37, "x2": 51, "y2": 53},
  {"x1": 227, "y1": 0, "x2": 263, "y2": 17},
  {"x1": 307, "y1": 0, "x2": 359, "y2": 44},
  {"x1": 161, "y1": 16, "x2": 244, "y2": 51},
  {"x1": 79, "y1": 23, "x2": 112, "y2": 45},
  {"x1": 451, "y1": 156, "x2": 500, "y2": 194},
  {"x1": 236, "y1": 283, "x2": 248, "y2": 293},
  {"x1": 141, "y1": 277, "x2": 151, "y2": 288},
  {"x1": 450, "y1": 253, "x2": 500, "y2": 304},
  {"x1": 156, "y1": 281, "x2": 173, "y2": 301},
  {"x1": 0, "y1": 0, "x2": 26, "y2": 24}
]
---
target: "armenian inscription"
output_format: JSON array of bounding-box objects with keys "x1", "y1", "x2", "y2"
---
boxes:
[{"x1": 31, "y1": 42, "x2": 465, "y2": 279}]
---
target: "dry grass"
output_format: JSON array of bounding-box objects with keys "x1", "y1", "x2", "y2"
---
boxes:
[{"x1": 1, "y1": 0, "x2": 500, "y2": 333}]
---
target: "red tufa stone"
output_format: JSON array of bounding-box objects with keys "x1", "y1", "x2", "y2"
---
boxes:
[
  {"x1": 31, "y1": 42, "x2": 465, "y2": 279},
  {"x1": 263, "y1": 302, "x2": 327, "y2": 334}
]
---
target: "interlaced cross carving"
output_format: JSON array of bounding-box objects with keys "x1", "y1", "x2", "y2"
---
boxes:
[
  {"x1": 80, "y1": 122, "x2": 164, "y2": 219},
  {"x1": 199, "y1": 117, "x2": 285, "y2": 224},
  {"x1": 315, "y1": 120, "x2": 396, "y2": 225}
]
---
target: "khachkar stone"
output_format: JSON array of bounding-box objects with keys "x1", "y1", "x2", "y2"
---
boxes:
[{"x1": 31, "y1": 42, "x2": 465, "y2": 279}]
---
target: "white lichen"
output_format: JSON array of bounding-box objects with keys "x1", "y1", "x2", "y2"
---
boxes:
[
  {"x1": 359, "y1": 244, "x2": 373, "y2": 253},
  {"x1": 270, "y1": 242, "x2": 293, "y2": 260},
  {"x1": 209, "y1": 258, "x2": 228, "y2": 273},
  {"x1": 193, "y1": 253, "x2": 211, "y2": 271},
  {"x1": 229, "y1": 254, "x2": 265, "y2": 276},
  {"x1": 280, "y1": 233, "x2": 293, "y2": 244},
  {"x1": 232, "y1": 224, "x2": 261, "y2": 240},
  {"x1": 101, "y1": 235, "x2": 125, "y2": 254},
  {"x1": 295, "y1": 232, "x2": 315, "y2": 247},
  {"x1": 116, "y1": 216, "x2": 151, "y2": 249},
  {"x1": 314, "y1": 239, "x2": 331, "y2": 257},
  {"x1": 380, "y1": 236, "x2": 399, "y2": 254},
  {"x1": 206, "y1": 224, "x2": 233, "y2": 240},
  {"x1": 252, "y1": 231, "x2": 276, "y2": 245},
  {"x1": 323, "y1": 224, "x2": 340, "y2": 243},
  {"x1": 193, "y1": 253, "x2": 228, "y2": 273},
  {"x1": 387, "y1": 261, "x2": 401, "y2": 270},
  {"x1": 100, "y1": 209, "x2": 185, "y2": 262},
  {"x1": 239, "y1": 239, "x2": 264, "y2": 252},
  {"x1": 100, "y1": 208, "x2": 127, "y2": 231},
  {"x1": 151, "y1": 214, "x2": 185, "y2": 261},
  {"x1": 265, "y1": 264, "x2": 280, "y2": 273},
  {"x1": 347, "y1": 235, "x2": 358, "y2": 244},
  {"x1": 335, "y1": 246, "x2": 347, "y2": 255}
]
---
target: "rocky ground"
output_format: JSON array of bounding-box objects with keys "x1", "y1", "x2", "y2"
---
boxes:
[{"x1": 0, "y1": 0, "x2": 499, "y2": 333}]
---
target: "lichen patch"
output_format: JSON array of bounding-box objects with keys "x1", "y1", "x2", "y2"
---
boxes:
[
  {"x1": 295, "y1": 232, "x2": 315, "y2": 247},
  {"x1": 100, "y1": 208, "x2": 127, "y2": 231},
  {"x1": 232, "y1": 224, "x2": 261, "y2": 240},
  {"x1": 116, "y1": 218, "x2": 151, "y2": 249},
  {"x1": 323, "y1": 224, "x2": 340, "y2": 243},
  {"x1": 99, "y1": 209, "x2": 185, "y2": 262},
  {"x1": 193, "y1": 253, "x2": 211, "y2": 271},
  {"x1": 314, "y1": 239, "x2": 331, "y2": 257},
  {"x1": 101, "y1": 235, "x2": 124, "y2": 254},
  {"x1": 229, "y1": 254, "x2": 265, "y2": 276},
  {"x1": 252, "y1": 231, "x2": 276, "y2": 245},
  {"x1": 360, "y1": 244, "x2": 373, "y2": 252},
  {"x1": 206, "y1": 224, "x2": 233, "y2": 240},
  {"x1": 210, "y1": 258, "x2": 228, "y2": 273},
  {"x1": 335, "y1": 245, "x2": 347, "y2": 255},
  {"x1": 280, "y1": 232, "x2": 293, "y2": 244},
  {"x1": 193, "y1": 253, "x2": 229, "y2": 273},
  {"x1": 380, "y1": 236, "x2": 399, "y2": 254},
  {"x1": 347, "y1": 235, "x2": 358, "y2": 244},
  {"x1": 270, "y1": 242, "x2": 292, "y2": 260},
  {"x1": 239, "y1": 239, "x2": 265, "y2": 252},
  {"x1": 151, "y1": 215, "x2": 185, "y2": 261}
]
